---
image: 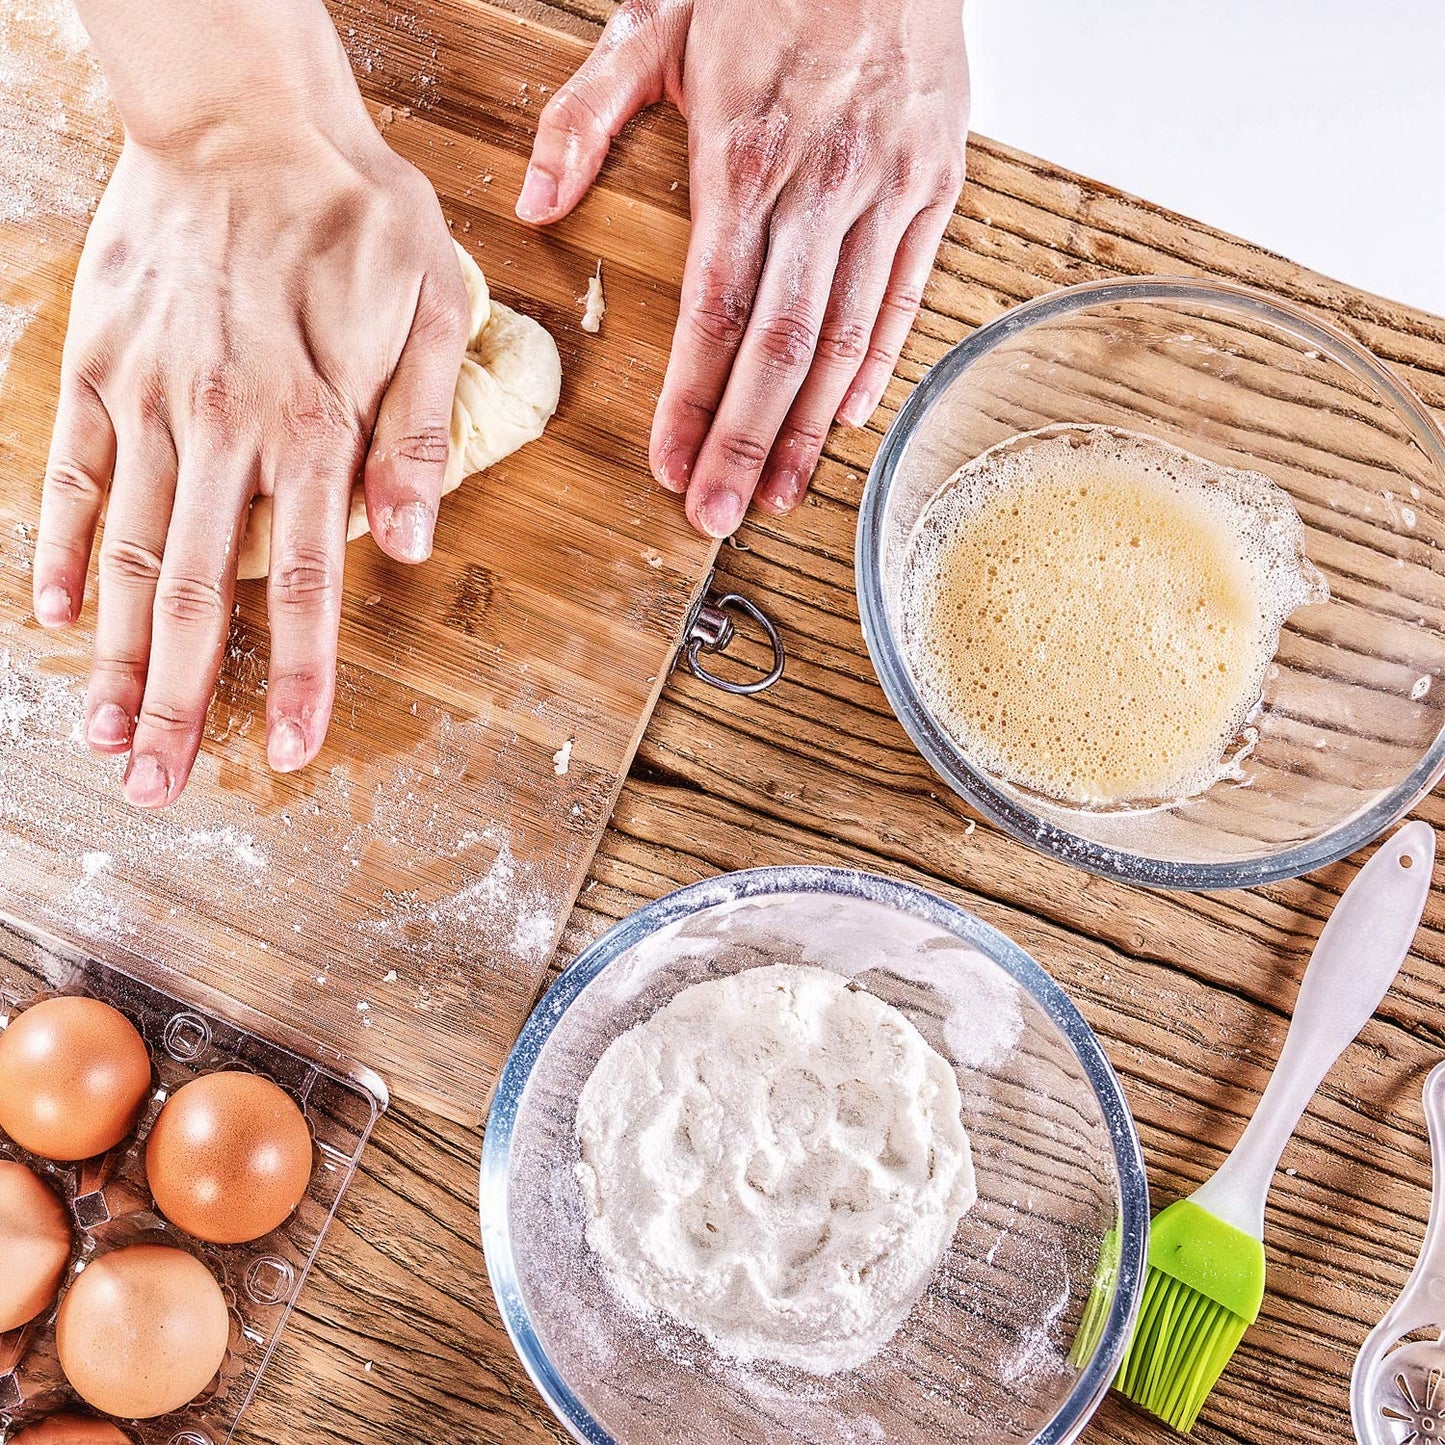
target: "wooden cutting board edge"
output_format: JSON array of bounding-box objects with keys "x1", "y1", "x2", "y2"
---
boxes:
[{"x1": 389, "y1": 0, "x2": 723, "y2": 1118}]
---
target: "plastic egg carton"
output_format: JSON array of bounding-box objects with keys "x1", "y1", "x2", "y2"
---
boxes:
[{"x1": 0, "y1": 916, "x2": 388, "y2": 1445}]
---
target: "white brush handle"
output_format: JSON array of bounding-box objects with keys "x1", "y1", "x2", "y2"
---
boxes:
[{"x1": 1191, "y1": 820, "x2": 1434, "y2": 1240}]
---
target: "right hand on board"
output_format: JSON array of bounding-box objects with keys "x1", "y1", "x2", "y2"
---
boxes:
[{"x1": 515, "y1": 0, "x2": 971, "y2": 535}]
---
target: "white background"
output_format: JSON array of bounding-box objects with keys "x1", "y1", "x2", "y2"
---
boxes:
[{"x1": 965, "y1": 0, "x2": 1445, "y2": 317}]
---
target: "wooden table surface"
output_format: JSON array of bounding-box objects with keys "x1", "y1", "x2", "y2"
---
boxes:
[{"x1": 17, "y1": 2, "x2": 1445, "y2": 1443}]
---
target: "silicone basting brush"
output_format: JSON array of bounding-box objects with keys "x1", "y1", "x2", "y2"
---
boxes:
[{"x1": 1113, "y1": 821, "x2": 1433, "y2": 1432}]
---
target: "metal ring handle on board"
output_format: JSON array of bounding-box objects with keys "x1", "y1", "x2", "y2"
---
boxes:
[{"x1": 679, "y1": 582, "x2": 785, "y2": 696}]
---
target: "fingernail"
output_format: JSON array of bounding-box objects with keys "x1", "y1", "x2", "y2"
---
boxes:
[
  {"x1": 838, "y1": 389, "x2": 874, "y2": 428},
  {"x1": 268, "y1": 718, "x2": 307, "y2": 772},
  {"x1": 698, "y1": 488, "x2": 744, "y2": 539},
  {"x1": 87, "y1": 703, "x2": 131, "y2": 749},
  {"x1": 124, "y1": 754, "x2": 170, "y2": 809},
  {"x1": 515, "y1": 165, "x2": 559, "y2": 222},
  {"x1": 379, "y1": 501, "x2": 435, "y2": 563},
  {"x1": 36, "y1": 583, "x2": 72, "y2": 628},
  {"x1": 761, "y1": 469, "x2": 804, "y2": 513},
  {"x1": 654, "y1": 450, "x2": 692, "y2": 494}
]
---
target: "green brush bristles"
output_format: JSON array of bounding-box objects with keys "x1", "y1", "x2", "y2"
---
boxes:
[
  {"x1": 1116, "y1": 1269, "x2": 1251, "y2": 1431},
  {"x1": 1115, "y1": 1200, "x2": 1266, "y2": 1433},
  {"x1": 1069, "y1": 1223, "x2": 1119, "y2": 1369}
]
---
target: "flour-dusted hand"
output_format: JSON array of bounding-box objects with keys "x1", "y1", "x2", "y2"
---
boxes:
[
  {"x1": 516, "y1": 0, "x2": 969, "y2": 534},
  {"x1": 235, "y1": 243, "x2": 562, "y2": 580},
  {"x1": 32, "y1": 0, "x2": 469, "y2": 808}
]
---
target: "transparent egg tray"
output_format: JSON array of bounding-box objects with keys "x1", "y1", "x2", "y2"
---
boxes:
[{"x1": 0, "y1": 916, "x2": 388, "y2": 1444}]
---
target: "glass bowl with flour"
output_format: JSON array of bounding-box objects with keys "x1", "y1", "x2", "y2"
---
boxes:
[
  {"x1": 859, "y1": 277, "x2": 1445, "y2": 888},
  {"x1": 481, "y1": 868, "x2": 1147, "y2": 1444}
]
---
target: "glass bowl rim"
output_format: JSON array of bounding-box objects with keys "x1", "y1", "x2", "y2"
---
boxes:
[
  {"x1": 855, "y1": 274, "x2": 1445, "y2": 890},
  {"x1": 479, "y1": 864, "x2": 1150, "y2": 1445}
]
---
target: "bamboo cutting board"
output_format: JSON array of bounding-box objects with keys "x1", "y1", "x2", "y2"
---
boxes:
[{"x1": 0, "y1": 0, "x2": 716, "y2": 1124}]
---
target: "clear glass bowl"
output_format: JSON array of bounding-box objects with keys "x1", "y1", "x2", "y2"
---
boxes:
[
  {"x1": 480, "y1": 868, "x2": 1148, "y2": 1444},
  {"x1": 858, "y1": 277, "x2": 1445, "y2": 889}
]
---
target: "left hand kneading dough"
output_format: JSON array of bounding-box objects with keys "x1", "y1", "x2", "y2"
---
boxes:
[{"x1": 237, "y1": 240, "x2": 562, "y2": 580}]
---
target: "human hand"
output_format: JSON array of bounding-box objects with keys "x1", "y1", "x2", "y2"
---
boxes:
[
  {"x1": 516, "y1": 0, "x2": 969, "y2": 535},
  {"x1": 33, "y1": 4, "x2": 469, "y2": 809}
]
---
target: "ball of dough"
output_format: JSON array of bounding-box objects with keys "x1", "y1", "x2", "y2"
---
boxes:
[{"x1": 237, "y1": 240, "x2": 561, "y2": 580}]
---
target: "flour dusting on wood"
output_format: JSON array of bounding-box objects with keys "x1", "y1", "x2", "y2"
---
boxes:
[
  {"x1": 362, "y1": 836, "x2": 558, "y2": 970},
  {"x1": 0, "y1": 608, "x2": 573, "y2": 1061},
  {"x1": 0, "y1": 304, "x2": 36, "y2": 389},
  {"x1": 0, "y1": 1, "x2": 116, "y2": 227}
]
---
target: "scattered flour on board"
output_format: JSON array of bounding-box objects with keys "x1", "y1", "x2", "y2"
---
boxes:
[
  {"x1": 65, "y1": 869, "x2": 129, "y2": 940},
  {"x1": 0, "y1": 1, "x2": 117, "y2": 227},
  {"x1": 0, "y1": 647, "x2": 272, "y2": 941},
  {"x1": 363, "y1": 838, "x2": 557, "y2": 968},
  {"x1": 0, "y1": 607, "x2": 573, "y2": 1030},
  {"x1": 0, "y1": 303, "x2": 36, "y2": 388},
  {"x1": 340, "y1": 12, "x2": 440, "y2": 109},
  {"x1": 153, "y1": 827, "x2": 266, "y2": 872},
  {"x1": 0, "y1": 657, "x2": 44, "y2": 740}
]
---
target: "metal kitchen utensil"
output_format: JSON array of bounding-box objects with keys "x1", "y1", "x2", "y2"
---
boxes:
[
  {"x1": 1353, "y1": 1061, "x2": 1445, "y2": 1444},
  {"x1": 680, "y1": 576, "x2": 785, "y2": 695}
]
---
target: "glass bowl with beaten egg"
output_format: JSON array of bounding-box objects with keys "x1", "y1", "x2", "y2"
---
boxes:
[{"x1": 858, "y1": 276, "x2": 1445, "y2": 888}]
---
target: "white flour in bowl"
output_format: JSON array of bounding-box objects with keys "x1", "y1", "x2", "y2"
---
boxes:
[{"x1": 574, "y1": 963, "x2": 978, "y2": 1375}]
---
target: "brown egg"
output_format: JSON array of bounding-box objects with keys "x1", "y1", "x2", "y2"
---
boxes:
[
  {"x1": 56, "y1": 1244, "x2": 229, "y2": 1418},
  {"x1": 9, "y1": 1417, "x2": 133, "y2": 1444},
  {"x1": 145, "y1": 1071, "x2": 312, "y2": 1245},
  {"x1": 0, "y1": 997, "x2": 151, "y2": 1160},
  {"x1": 0, "y1": 1159, "x2": 72, "y2": 1331}
]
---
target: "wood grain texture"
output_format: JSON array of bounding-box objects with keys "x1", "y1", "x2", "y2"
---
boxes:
[
  {"x1": 0, "y1": 0, "x2": 715, "y2": 1127},
  {"x1": 6, "y1": 1, "x2": 1445, "y2": 1443}
]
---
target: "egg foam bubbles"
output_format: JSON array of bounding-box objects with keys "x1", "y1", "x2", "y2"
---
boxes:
[{"x1": 899, "y1": 425, "x2": 1328, "y2": 808}]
